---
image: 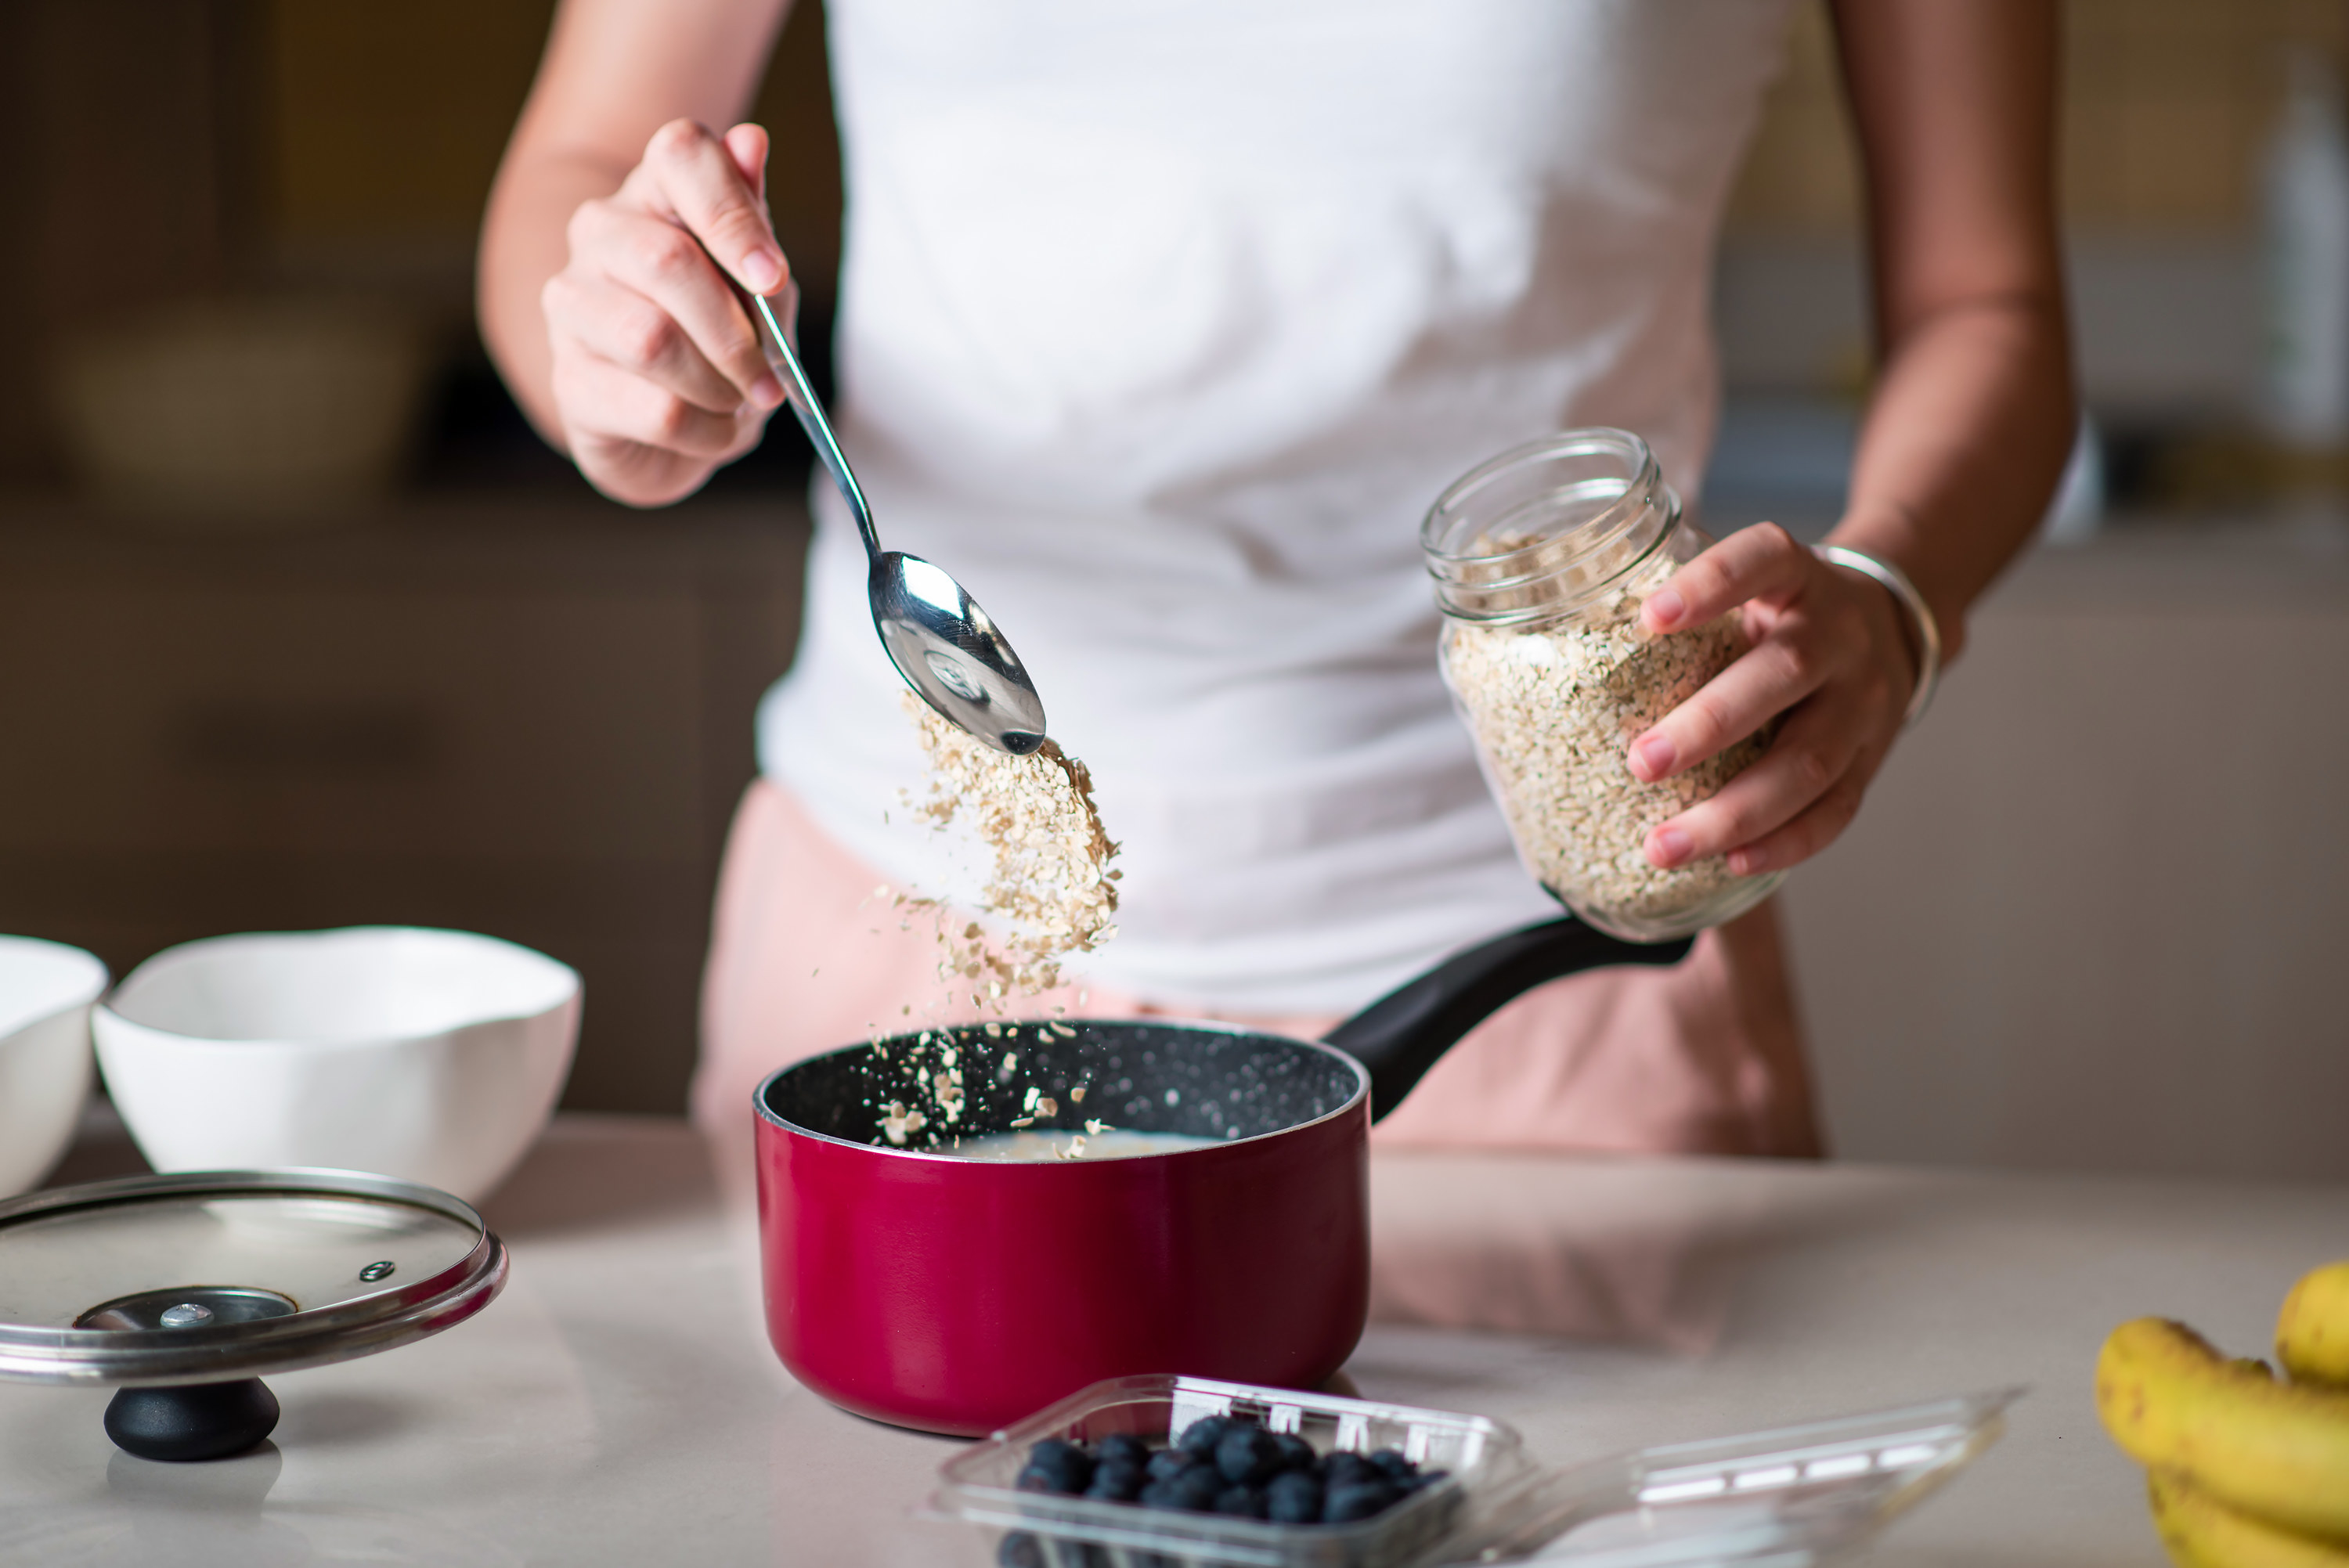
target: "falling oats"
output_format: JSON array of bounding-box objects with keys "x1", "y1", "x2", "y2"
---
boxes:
[{"x1": 900, "y1": 693, "x2": 1120, "y2": 1006}]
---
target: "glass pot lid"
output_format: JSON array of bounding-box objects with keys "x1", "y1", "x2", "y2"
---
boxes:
[{"x1": 0, "y1": 1169, "x2": 506, "y2": 1387}]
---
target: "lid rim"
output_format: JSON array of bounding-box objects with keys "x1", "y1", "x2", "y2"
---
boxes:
[{"x1": 0, "y1": 1167, "x2": 507, "y2": 1386}]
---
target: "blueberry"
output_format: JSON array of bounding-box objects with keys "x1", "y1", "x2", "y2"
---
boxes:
[
  {"x1": 1096, "y1": 1433, "x2": 1150, "y2": 1469},
  {"x1": 1139, "y1": 1465, "x2": 1221, "y2": 1512},
  {"x1": 1173, "y1": 1465, "x2": 1224, "y2": 1511},
  {"x1": 1017, "y1": 1437, "x2": 1094, "y2": 1495},
  {"x1": 1211, "y1": 1483, "x2": 1268, "y2": 1518},
  {"x1": 1323, "y1": 1480, "x2": 1398, "y2": 1523},
  {"x1": 1145, "y1": 1447, "x2": 1200, "y2": 1482},
  {"x1": 998, "y1": 1531, "x2": 1045, "y2": 1568},
  {"x1": 1215, "y1": 1425, "x2": 1284, "y2": 1485},
  {"x1": 1084, "y1": 1458, "x2": 1145, "y2": 1501},
  {"x1": 1367, "y1": 1447, "x2": 1417, "y2": 1482},
  {"x1": 1322, "y1": 1451, "x2": 1377, "y2": 1490},
  {"x1": 1174, "y1": 1415, "x2": 1236, "y2": 1458},
  {"x1": 1268, "y1": 1433, "x2": 1317, "y2": 1473},
  {"x1": 1264, "y1": 1470, "x2": 1323, "y2": 1524},
  {"x1": 1015, "y1": 1462, "x2": 1077, "y2": 1495}
]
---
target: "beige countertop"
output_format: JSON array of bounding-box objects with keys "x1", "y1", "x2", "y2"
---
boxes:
[{"x1": 2, "y1": 1112, "x2": 2342, "y2": 1565}]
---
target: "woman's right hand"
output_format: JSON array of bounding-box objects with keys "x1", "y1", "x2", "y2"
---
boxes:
[{"x1": 540, "y1": 118, "x2": 792, "y2": 506}]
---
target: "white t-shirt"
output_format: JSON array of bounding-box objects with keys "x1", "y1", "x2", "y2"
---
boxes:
[{"x1": 758, "y1": 0, "x2": 1796, "y2": 1014}]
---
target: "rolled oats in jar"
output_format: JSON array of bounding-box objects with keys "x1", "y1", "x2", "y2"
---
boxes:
[{"x1": 1422, "y1": 428, "x2": 1784, "y2": 942}]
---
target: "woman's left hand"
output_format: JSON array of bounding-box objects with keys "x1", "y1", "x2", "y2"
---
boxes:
[
  {"x1": 1617, "y1": 0, "x2": 2075, "y2": 882},
  {"x1": 1625, "y1": 522, "x2": 1918, "y2": 878}
]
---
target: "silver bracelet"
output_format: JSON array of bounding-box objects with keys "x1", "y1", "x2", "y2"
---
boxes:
[{"x1": 1813, "y1": 544, "x2": 1941, "y2": 728}]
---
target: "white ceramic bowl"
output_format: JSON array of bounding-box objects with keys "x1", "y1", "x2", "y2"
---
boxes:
[
  {"x1": 94, "y1": 928, "x2": 579, "y2": 1203},
  {"x1": 0, "y1": 937, "x2": 110, "y2": 1197}
]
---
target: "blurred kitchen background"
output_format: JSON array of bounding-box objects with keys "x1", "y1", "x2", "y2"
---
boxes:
[{"x1": 1, "y1": 2, "x2": 2342, "y2": 1180}]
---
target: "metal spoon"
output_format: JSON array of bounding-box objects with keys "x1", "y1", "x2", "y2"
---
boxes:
[{"x1": 747, "y1": 290, "x2": 1048, "y2": 756}]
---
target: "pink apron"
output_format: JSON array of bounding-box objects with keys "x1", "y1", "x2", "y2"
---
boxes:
[{"x1": 691, "y1": 780, "x2": 1822, "y2": 1172}]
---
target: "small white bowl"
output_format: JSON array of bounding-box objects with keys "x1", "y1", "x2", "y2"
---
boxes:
[
  {"x1": 94, "y1": 928, "x2": 579, "y2": 1203},
  {"x1": 0, "y1": 937, "x2": 110, "y2": 1197}
]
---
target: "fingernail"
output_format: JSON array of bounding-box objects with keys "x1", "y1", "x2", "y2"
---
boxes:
[
  {"x1": 749, "y1": 373, "x2": 784, "y2": 409},
  {"x1": 1728, "y1": 847, "x2": 1763, "y2": 876},
  {"x1": 1647, "y1": 825, "x2": 1692, "y2": 868},
  {"x1": 742, "y1": 249, "x2": 785, "y2": 292},
  {"x1": 1645, "y1": 586, "x2": 1685, "y2": 629},
  {"x1": 1630, "y1": 734, "x2": 1676, "y2": 781}
]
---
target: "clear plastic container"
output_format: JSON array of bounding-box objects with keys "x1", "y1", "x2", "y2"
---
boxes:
[
  {"x1": 1421, "y1": 428, "x2": 1785, "y2": 943},
  {"x1": 927, "y1": 1375, "x2": 2018, "y2": 1568},
  {"x1": 930, "y1": 1375, "x2": 1528, "y2": 1568}
]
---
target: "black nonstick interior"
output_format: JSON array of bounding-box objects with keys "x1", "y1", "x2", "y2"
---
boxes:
[{"x1": 761, "y1": 1020, "x2": 1366, "y2": 1151}]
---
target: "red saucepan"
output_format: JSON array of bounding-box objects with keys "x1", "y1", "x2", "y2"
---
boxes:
[{"x1": 753, "y1": 918, "x2": 1689, "y2": 1436}]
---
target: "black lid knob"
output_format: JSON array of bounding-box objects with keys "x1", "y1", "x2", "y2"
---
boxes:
[{"x1": 103, "y1": 1379, "x2": 280, "y2": 1463}]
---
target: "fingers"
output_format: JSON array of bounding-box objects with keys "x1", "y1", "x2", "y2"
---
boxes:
[
  {"x1": 1717, "y1": 769, "x2": 1869, "y2": 878},
  {"x1": 1626, "y1": 532, "x2": 1921, "y2": 875},
  {"x1": 1641, "y1": 698, "x2": 1872, "y2": 871},
  {"x1": 544, "y1": 269, "x2": 748, "y2": 415},
  {"x1": 723, "y1": 123, "x2": 770, "y2": 201},
  {"x1": 1640, "y1": 522, "x2": 1809, "y2": 635},
  {"x1": 630, "y1": 117, "x2": 788, "y2": 296},
  {"x1": 551, "y1": 347, "x2": 762, "y2": 460},
  {"x1": 560, "y1": 201, "x2": 781, "y2": 409},
  {"x1": 1626, "y1": 624, "x2": 1831, "y2": 784},
  {"x1": 536, "y1": 120, "x2": 792, "y2": 506}
]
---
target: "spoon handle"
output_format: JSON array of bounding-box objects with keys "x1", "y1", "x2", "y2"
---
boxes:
[{"x1": 749, "y1": 290, "x2": 882, "y2": 561}]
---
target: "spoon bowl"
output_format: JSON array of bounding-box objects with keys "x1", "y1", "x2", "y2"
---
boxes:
[
  {"x1": 749, "y1": 290, "x2": 1048, "y2": 755},
  {"x1": 871, "y1": 551, "x2": 1048, "y2": 755}
]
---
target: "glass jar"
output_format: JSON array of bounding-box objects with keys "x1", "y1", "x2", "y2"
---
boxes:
[{"x1": 1422, "y1": 428, "x2": 1784, "y2": 942}]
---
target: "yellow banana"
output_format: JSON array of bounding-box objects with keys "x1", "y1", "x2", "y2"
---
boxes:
[
  {"x1": 2096, "y1": 1318, "x2": 2349, "y2": 1541},
  {"x1": 2279, "y1": 1262, "x2": 2349, "y2": 1387},
  {"x1": 2150, "y1": 1472, "x2": 2349, "y2": 1568}
]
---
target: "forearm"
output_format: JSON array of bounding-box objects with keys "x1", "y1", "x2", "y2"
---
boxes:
[
  {"x1": 1829, "y1": 290, "x2": 2074, "y2": 665},
  {"x1": 475, "y1": 0, "x2": 792, "y2": 460},
  {"x1": 1824, "y1": 0, "x2": 2072, "y2": 669}
]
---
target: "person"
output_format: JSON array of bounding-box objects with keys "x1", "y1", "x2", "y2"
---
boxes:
[{"x1": 480, "y1": 0, "x2": 2073, "y2": 1166}]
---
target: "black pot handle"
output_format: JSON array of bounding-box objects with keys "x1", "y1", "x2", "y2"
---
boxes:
[{"x1": 1321, "y1": 919, "x2": 1694, "y2": 1122}]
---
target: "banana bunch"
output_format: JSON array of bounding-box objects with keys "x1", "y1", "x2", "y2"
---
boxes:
[{"x1": 2097, "y1": 1260, "x2": 2349, "y2": 1566}]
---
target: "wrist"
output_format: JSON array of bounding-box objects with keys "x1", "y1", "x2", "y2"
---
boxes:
[
  {"x1": 1822, "y1": 507, "x2": 1968, "y2": 665},
  {"x1": 1813, "y1": 544, "x2": 1943, "y2": 728}
]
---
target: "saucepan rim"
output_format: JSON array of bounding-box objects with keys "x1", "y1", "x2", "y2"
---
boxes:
[{"x1": 752, "y1": 1016, "x2": 1371, "y2": 1162}]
